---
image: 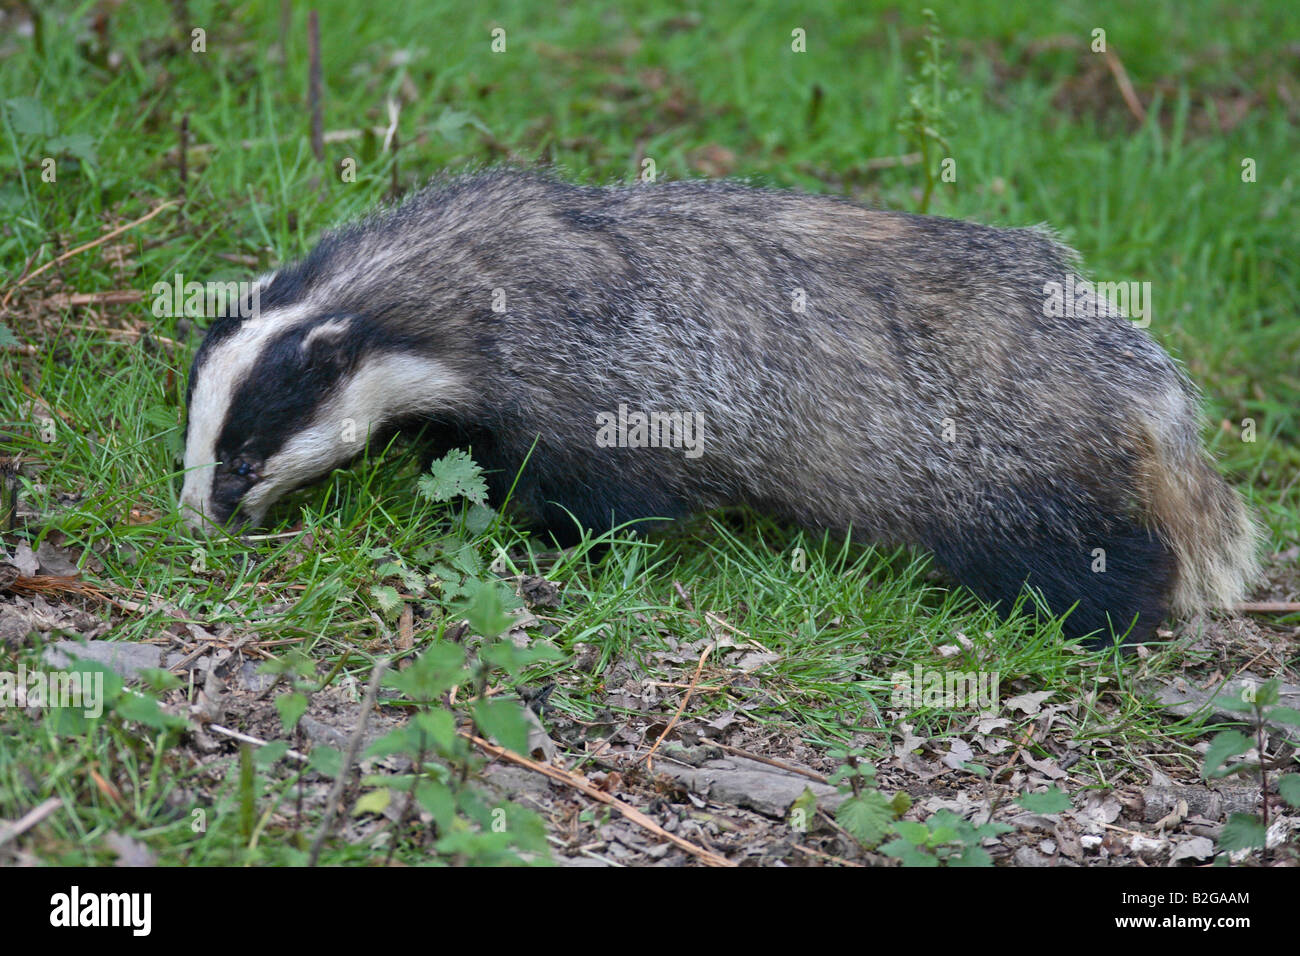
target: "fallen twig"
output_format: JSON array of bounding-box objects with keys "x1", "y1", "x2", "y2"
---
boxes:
[
  {"x1": 0, "y1": 797, "x2": 63, "y2": 848},
  {"x1": 309, "y1": 658, "x2": 388, "y2": 866},
  {"x1": 461, "y1": 730, "x2": 735, "y2": 867},
  {"x1": 707, "y1": 740, "x2": 831, "y2": 785},
  {"x1": 62, "y1": 323, "x2": 181, "y2": 349},
  {"x1": 40, "y1": 291, "x2": 145, "y2": 308},
  {"x1": 1, "y1": 572, "x2": 107, "y2": 601},
  {"x1": 860, "y1": 151, "x2": 922, "y2": 170},
  {"x1": 1, "y1": 201, "x2": 178, "y2": 309},
  {"x1": 208, "y1": 723, "x2": 308, "y2": 762},
  {"x1": 1102, "y1": 48, "x2": 1146, "y2": 124},
  {"x1": 793, "y1": 842, "x2": 864, "y2": 867},
  {"x1": 640, "y1": 643, "x2": 712, "y2": 771}
]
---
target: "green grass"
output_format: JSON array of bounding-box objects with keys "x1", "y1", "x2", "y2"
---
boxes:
[{"x1": 1, "y1": 0, "x2": 1297, "y2": 865}]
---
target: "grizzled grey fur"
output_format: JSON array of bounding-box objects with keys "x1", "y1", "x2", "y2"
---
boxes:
[{"x1": 181, "y1": 170, "x2": 1259, "y2": 644}]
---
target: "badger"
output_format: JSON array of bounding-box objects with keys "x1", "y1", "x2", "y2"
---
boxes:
[{"x1": 179, "y1": 169, "x2": 1260, "y2": 645}]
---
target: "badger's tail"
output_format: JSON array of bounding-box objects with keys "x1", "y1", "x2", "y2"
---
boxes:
[
  {"x1": 1134, "y1": 394, "x2": 1262, "y2": 618},
  {"x1": 923, "y1": 385, "x2": 1261, "y2": 645}
]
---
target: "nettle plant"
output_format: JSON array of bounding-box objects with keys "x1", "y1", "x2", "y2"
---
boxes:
[
  {"x1": 272, "y1": 451, "x2": 558, "y2": 864},
  {"x1": 1202, "y1": 678, "x2": 1300, "y2": 862},
  {"x1": 895, "y1": 8, "x2": 966, "y2": 215},
  {"x1": 360, "y1": 580, "x2": 554, "y2": 865},
  {"x1": 825, "y1": 748, "x2": 1067, "y2": 866},
  {"x1": 823, "y1": 748, "x2": 1012, "y2": 866},
  {"x1": 369, "y1": 449, "x2": 502, "y2": 615}
]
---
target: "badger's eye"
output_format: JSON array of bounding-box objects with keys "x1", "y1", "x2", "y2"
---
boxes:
[{"x1": 230, "y1": 459, "x2": 256, "y2": 479}]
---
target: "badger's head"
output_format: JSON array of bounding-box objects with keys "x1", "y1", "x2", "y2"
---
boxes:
[{"x1": 179, "y1": 282, "x2": 470, "y2": 533}]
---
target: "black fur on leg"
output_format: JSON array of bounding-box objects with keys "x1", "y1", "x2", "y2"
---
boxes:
[{"x1": 923, "y1": 484, "x2": 1178, "y2": 648}]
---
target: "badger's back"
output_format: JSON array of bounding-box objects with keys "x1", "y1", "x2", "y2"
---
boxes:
[{"x1": 188, "y1": 170, "x2": 1260, "y2": 644}]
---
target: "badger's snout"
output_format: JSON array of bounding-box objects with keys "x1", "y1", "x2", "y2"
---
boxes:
[{"x1": 179, "y1": 473, "x2": 246, "y2": 534}]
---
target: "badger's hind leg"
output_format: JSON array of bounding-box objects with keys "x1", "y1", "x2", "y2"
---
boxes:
[{"x1": 923, "y1": 490, "x2": 1179, "y2": 647}]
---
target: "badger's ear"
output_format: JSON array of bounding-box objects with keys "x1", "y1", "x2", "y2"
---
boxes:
[
  {"x1": 299, "y1": 314, "x2": 365, "y2": 353},
  {"x1": 293, "y1": 314, "x2": 369, "y2": 378}
]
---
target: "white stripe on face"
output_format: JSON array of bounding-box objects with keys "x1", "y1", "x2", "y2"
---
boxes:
[
  {"x1": 179, "y1": 301, "x2": 315, "y2": 530},
  {"x1": 233, "y1": 352, "x2": 470, "y2": 526}
]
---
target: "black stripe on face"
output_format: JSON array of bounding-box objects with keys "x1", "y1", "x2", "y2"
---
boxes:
[
  {"x1": 184, "y1": 256, "x2": 326, "y2": 430},
  {"x1": 203, "y1": 311, "x2": 446, "y2": 526},
  {"x1": 214, "y1": 314, "x2": 375, "y2": 467},
  {"x1": 197, "y1": 315, "x2": 390, "y2": 526}
]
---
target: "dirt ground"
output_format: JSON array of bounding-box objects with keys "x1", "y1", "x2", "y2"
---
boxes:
[{"x1": 3, "y1": 532, "x2": 1298, "y2": 867}]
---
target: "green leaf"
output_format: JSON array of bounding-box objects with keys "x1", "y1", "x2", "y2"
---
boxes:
[
  {"x1": 472, "y1": 698, "x2": 530, "y2": 754},
  {"x1": 1016, "y1": 786, "x2": 1072, "y2": 814},
  {"x1": 418, "y1": 449, "x2": 488, "y2": 505},
  {"x1": 972, "y1": 820, "x2": 1015, "y2": 839},
  {"x1": 926, "y1": 824, "x2": 959, "y2": 844},
  {"x1": 459, "y1": 580, "x2": 516, "y2": 640},
  {"x1": 1218, "y1": 813, "x2": 1267, "y2": 852},
  {"x1": 881, "y1": 837, "x2": 938, "y2": 866},
  {"x1": 480, "y1": 638, "x2": 561, "y2": 677},
  {"x1": 365, "y1": 726, "x2": 420, "y2": 760},
  {"x1": 1252, "y1": 679, "x2": 1281, "y2": 708},
  {"x1": 353, "y1": 788, "x2": 391, "y2": 816},
  {"x1": 370, "y1": 584, "x2": 403, "y2": 618},
  {"x1": 1211, "y1": 693, "x2": 1257, "y2": 713},
  {"x1": 375, "y1": 561, "x2": 406, "y2": 579},
  {"x1": 835, "y1": 790, "x2": 896, "y2": 848},
  {"x1": 1202, "y1": 730, "x2": 1253, "y2": 778},
  {"x1": 1277, "y1": 774, "x2": 1300, "y2": 809},
  {"x1": 4, "y1": 96, "x2": 56, "y2": 136},
  {"x1": 257, "y1": 649, "x2": 316, "y2": 679},
  {"x1": 429, "y1": 107, "x2": 491, "y2": 142},
  {"x1": 1265, "y1": 706, "x2": 1300, "y2": 727},
  {"x1": 45, "y1": 707, "x2": 91, "y2": 735},
  {"x1": 445, "y1": 543, "x2": 485, "y2": 577},
  {"x1": 115, "y1": 689, "x2": 186, "y2": 730},
  {"x1": 892, "y1": 820, "x2": 931, "y2": 845},
  {"x1": 889, "y1": 790, "x2": 913, "y2": 816},
  {"x1": 410, "y1": 709, "x2": 460, "y2": 754},
  {"x1": 275, "y1": 691, "x2": 309, "y2": 731},
  {"x1": 465, "y1": 503, "x2": 497, "y2": 536},
  {"x1": 252, "y1": 740, "x2": 290, "y2": 766},
  {"x1": 789, "y1": 786, "x2": 818, "y2": 826},
  {"x1": 0, "y1": 325, "x2": 20, "y2": 347},
  {"x1": 383, "y1": 641, "x2": 466, "y2": 702},
  {"x1": 134, "y1": 668, "x2": 181, "y2": 694},
  {"x1": 415, "y1": 778, "x2": 457, "y2": 830},
  {"x1": 365, "y1": 711, "x2": 460, "y2": 760},
  {"x1": 949, "y1": 844, "x2": 994, "y2": 867},
  {"x1": 309, "y1": 745, "x2": 342, "y2": 778},
  {"x1": 141, "y1": 404, "x2": 177, "y2": 430},
  {"x1": 491, "y1": 802, "x2": 550, "y2": 854},
  {"x1": 398, "y1": 567, "x2": 427, "y2": 594},
  {"x1": 46, "y1": 133, "x2": 97, "y2": 166},
  {"x1": 366, "y1": 772, "x2": 417, "y2": 792},
  {"x1": 61, "y1": 660, "x2": 124, "y2": 701},
  {"x1": 37, "y1": 661, "x2": 121, "y2": 732}
]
